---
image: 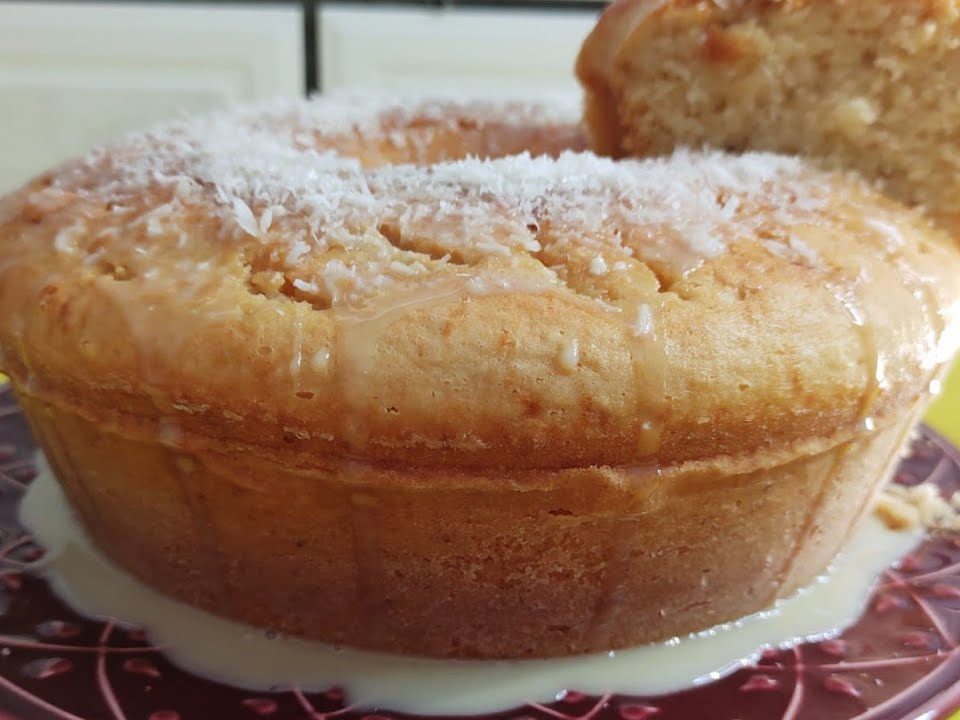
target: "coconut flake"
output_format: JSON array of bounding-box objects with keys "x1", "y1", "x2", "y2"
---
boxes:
[
  {"x1": 633, "y1": 304, "x2": 653, "y2": 336},
  {"x1": 231, "y1": 197, "x2": 260, "y2": 238},
  {"x1": 41, "y1": 94, "x2": 843, "y2": 311},
  {"x1": 589, "y1": 255, "x2": 609, "y2": 276}
]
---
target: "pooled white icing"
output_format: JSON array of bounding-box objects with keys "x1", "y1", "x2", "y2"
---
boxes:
[{"x1": 20, "y1": 457, "x2": 919, "y2": 716}]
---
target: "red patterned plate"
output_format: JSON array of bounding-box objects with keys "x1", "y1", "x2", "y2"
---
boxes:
[{"x1": 0, "y1": 383, "x2": 959, "y2": 720}]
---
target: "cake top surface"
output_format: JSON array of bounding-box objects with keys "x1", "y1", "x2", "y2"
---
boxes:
[
  {"x1": 1, "y1": 95, "x2": 958, "y2": 470},
  {"x1": 36, "y1": 94, "x2": 831, "y2": 308}
]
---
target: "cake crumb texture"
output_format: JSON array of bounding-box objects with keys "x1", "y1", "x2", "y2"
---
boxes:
[
  {"x1": 577, "y1": 0, "x2": 960, "y2": 236},
  {"x1": 876, "y1": 481, "x2": 960, "y2": 531}
]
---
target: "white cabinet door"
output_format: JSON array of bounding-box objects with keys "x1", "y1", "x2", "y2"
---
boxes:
[
  {"x1": 0, "y1": 2, "x2": 303, "y2": 195},
  {"x1": 319, "y1": 5, "x2": 599, "y2": 94}
]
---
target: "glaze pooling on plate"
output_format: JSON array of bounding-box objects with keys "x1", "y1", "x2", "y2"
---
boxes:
[
  {"x1": 0, "y1": 387, "x2": 960, "y2": 719},
  {"x1": 17, "y1": 457, "x2": 920, "y2": 714}
]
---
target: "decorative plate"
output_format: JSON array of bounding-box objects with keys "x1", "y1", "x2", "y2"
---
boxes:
[{"x1": 0, "y1": 383, "x2": 959, "y2": 720}]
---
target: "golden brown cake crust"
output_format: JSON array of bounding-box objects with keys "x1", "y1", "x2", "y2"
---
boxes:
[
  {"x1": 20, "y1": 390, "x2": 925, "y2": 658},
  {"x1": 2, "y1": 96, "x2": 960, "y2": 658},
  {"x1": 577, "y1": 0, "x2": 960, "y2": 235},
  {"x1": 0, "y1": 96, "x2": 958, "y2": 470}
]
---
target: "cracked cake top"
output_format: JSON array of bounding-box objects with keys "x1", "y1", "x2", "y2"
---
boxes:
[{"x1": 1, "y1": 95, "x2": 958, "y2": 471}]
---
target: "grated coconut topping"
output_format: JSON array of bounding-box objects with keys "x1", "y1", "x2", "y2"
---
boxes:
[{"x1": 32, "y1": 94, "x2": 835, "y2": 310}]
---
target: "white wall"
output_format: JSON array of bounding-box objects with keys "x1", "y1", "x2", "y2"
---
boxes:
[
  {"x1": 319, "y1": 4, "x2": 598, "y2": 94},
  {"x1": 0, "y1": 1, "x2": 602, "y2": 195},
  {"x1": 0, "y1": 2, "x2": 303, "y2": 194}
]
